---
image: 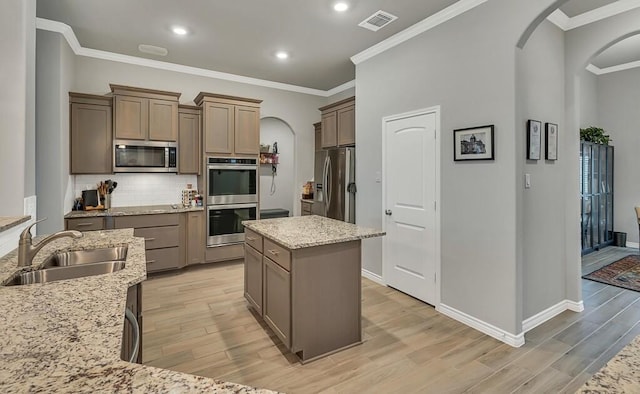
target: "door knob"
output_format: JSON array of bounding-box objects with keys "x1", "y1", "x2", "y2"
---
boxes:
[{"x1": 385, "y1": 209, "x2": 392, "y2": 216}]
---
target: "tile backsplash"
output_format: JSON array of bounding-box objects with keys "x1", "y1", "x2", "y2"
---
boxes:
[{"x1": 73, "y1": 174, "x2": 198, "y2": 208}]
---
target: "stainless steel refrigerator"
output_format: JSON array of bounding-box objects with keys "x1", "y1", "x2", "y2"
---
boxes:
[{"x1": 313, "y1": 147, "x2": 356, "y2": 223}]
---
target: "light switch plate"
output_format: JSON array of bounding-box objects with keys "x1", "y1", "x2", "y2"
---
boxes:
[{"x1": 525, "y1": 173, "x2": 531, "y2": 189}]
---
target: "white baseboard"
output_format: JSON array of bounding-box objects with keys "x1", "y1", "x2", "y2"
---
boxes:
[
  {"x1": 437, "y1": 303, "x2": 525, "y2": 347},
  {"x1": 625, "y1": 241, "x2": 639, "y2": 249},
  {"x1": 361, "y1": 269, "x2": 385, "y2": 285},
  {"x1": 566, "y1": 300, "x2": 584, "y2": 312},
  {"x1": 522, "y1": 299, "x2": 583, "y2": 333}
]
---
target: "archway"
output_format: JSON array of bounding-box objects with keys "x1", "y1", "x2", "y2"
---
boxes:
[{"x1": 259, "y1": 117, "x2": 296, "y2": 216}]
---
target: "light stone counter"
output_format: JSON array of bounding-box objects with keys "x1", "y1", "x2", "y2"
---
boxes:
[
  {"x1": 0, "y1": 216, "x2": 30, "y2": 233},
  {"x1": 578, "y1": 333, "x2": 640, "y2": 393},
  {"x1": 64, "y1": 204, "x2": 204, "y2": 219},
  {"x1": 243, "y1": 215, "x2": 385, "y2": 249},
  {"x1": 0, "y1": 229, "x2": 276, "y2": 393}
]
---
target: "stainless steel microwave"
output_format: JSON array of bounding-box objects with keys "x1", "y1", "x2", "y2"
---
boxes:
[{"x1": 114, "y1": 140, "x2": 178, "y2": 173}]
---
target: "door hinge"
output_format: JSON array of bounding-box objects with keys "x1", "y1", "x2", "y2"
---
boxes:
[
  {"x1": 434, "y1": 201, "x2": 437, "y2": 211},
  {"x1": 434, "y1": 272, "x2": 437, "y2": 283}
]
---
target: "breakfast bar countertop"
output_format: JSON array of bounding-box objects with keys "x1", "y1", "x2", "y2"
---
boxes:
[
  {"x1": 243, "y1": 215, "x2": 385, "y2": 250},
  {"x1": 0, "y1": 229, "x2": 275, "y2": 393},
  {"x1": 64, "y1": 204, "x2": 204, "y2": 219},
  {"x1": 0, "y1": 216, "x2": 30, "y2": 233}
]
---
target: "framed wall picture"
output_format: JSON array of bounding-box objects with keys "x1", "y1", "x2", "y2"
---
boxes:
[
  {"x1": 545, "y1": 122, "x2": 558, "y2": 160},
  {"x1": 527, "y1": 119, "x2": 542, "y2": 160},
  {"x1": 453, "y1": 125, "x2": 494, "y2": 161}
]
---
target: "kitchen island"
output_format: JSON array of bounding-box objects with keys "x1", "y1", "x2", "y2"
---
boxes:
[
  {"x1": 243, "y1": 215, "x2": 385, "y2": 363},
  {"x1": 0, "y1": 229, "x2": 274, "y2": 393}
]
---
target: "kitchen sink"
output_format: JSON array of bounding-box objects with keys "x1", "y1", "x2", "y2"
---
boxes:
[
  {"x1": 42, "y1": 246, "x2": 128, "y2": 268},
  {"x1": 4, "y1": 261, "x2": 126, "y2": 286}
]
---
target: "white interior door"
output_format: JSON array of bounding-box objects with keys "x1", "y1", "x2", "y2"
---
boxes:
[{"x1": 383, "y1": 108, "x2": 439, "y2": 306}]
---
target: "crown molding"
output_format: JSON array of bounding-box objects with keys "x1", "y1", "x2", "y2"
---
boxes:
[
  {"x1": 351, "y1": 0, "x2": 488, "y2": 65},
  {"x1": 547, "y1": 0, "x2": 640, "y2": 31},
  {"x1": 35, "y1": 18, "x2": 353, "y2": 98},
  {"x1": 588, "y1": 59, "x2": 640, "y2": 75}
]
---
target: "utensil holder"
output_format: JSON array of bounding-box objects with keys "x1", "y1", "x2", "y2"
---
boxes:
[{"x1": 104, "y1": 194, "x2": 111, "y2": 210}]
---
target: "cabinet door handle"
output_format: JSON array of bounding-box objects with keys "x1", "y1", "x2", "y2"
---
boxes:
[
  {"x1": 268, "y1": 249, "x2": 279, "y2": 256},
  {"x1": 246, "y1": 236, "x2": 256, "y2": 241},
  {"x1": 77, "y1": 222, "x2": 94, "y2": 227},
  {"x1": 147, "y1": 260, "x2": 156, "y2": 264},
  {"x1": 144, "y1": 237, "x2": 156, "y2": 242}
]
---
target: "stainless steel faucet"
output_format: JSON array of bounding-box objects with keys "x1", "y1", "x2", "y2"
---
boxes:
[{"x1": 18, "y1": 218, "x2": 83, "y2": 267}]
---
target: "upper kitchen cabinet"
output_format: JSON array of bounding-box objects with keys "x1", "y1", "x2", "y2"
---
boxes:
[
  {"x1": 319, "y1": 97, "x2": 355, "y2": 148},
  {"x1": 111, "y1": 84, "x2": 180, "y2": 142},
  {"x1": 194, "y1": 92, "x2": 262, "y2": 156},
  {"x1": 314, "y1": 122, "x2": 322, "y2": 152},
  {"x1": 178, "y1": 105, "x2": 201, "y2": 175},
  {"x1": 69, "y1": 93, "x2": 113, "y2": 174}
]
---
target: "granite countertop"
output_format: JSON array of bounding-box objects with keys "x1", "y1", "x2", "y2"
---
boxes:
[
  {"x1": 0, "y1": 216, "x2": 30, "y2": 233},
  {"x1": 578, "y1": 334, "x2": 640, "y2": 393},
  {"x1": 64, "y1": 204, "x2": 204, "y2": 219},
  {"x1": 243, "y1": 215, "x2": 385, "y2": 250},
  {"x1": 0, "y1": 229, "x2": 275, "y2": 393}
]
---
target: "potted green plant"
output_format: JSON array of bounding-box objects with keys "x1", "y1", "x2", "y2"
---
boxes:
[{"x1": 580, "y1": 126, "x2": 611, "y2": 145}]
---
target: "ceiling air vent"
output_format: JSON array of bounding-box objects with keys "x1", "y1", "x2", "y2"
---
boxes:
[
  {"x1": 358, "y1": 10, "x2": 398, "y2": 32},
  {"x1": 138, "y1": 44, "x2": 168, "y2": 56}
]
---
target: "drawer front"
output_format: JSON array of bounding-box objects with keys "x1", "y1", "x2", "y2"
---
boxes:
[
  {"x1": 245, "y1": 228, "x2": 263, "y2": 253},
  {"x1": 205, "y1": 243, "x2": 244, "y2": 263},
  {"x1": 145, "y1": 247, "x2": 181, "y2": 272},
  {"x1": 301, "y1": 202, "x2": 312, "y2": 214},
  {"x1": 114, "y1": 213, "x2": 179, "y2": 229},
  {"x1": 263, "y1": 238, "x2": 291, "y2": 271},
  {"x1": 134, "y1": 226, "x2": 179, "y2": 249},
  {"x1": 66, "y1": 217, "x2": 104, "y2": 231}
]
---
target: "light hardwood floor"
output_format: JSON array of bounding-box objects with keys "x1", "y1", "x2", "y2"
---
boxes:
[{"x1": 141, "y1": 247, "x2": 640, "y2": 393}]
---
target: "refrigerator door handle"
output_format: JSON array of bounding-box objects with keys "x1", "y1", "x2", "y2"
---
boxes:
[
  {"x1": 323, "y1": 156, "x2": 330, "y2": 216},
  {"x1": 344, "y1": 149, "x2": 351, "y2": 223},
  {"x1": 326, "y1": 157, "x2": 332, "y2": 216}
]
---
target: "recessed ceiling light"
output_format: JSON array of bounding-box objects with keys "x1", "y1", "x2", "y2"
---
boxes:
[
  {"x1": 172, "y1": 26, "x2": 188, "y2": 36},
  {"x1": 275, "y1": 51, "x2": 289, "y2": 60},
  {"x1": 334, "y1": 2, "x2": 349, "y2": 12}
]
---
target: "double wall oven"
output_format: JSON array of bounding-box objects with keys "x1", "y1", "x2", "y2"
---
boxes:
[{"x1": 206, "y1": 157, "x2": 257, "y2": 246}]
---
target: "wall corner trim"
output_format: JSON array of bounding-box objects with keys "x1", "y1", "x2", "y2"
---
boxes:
[
  {"x1": 546, "y1": 2, "x2": 640, "y2": 32},
  {"x1": 350, "y1": 0, "x2": 488, "y2": 65},
  {"x1": 34, "y1": 18, "x2": 351, "y2": 97},
  {"x1": 361, "y1": 269, "x2": 385, "y2": 285},
  {"x1": 437, "y1": 303, "x2": 525, "y2": 348},
  {"x1": 522, "y1": 299, "x2": 583, "y2": 333}
]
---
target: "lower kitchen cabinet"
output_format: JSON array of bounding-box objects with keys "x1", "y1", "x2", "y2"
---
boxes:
[
  {"x1": 244, "y1": 244, "x2": 263, "y2": 315},
  {"x1": 186, "y1": 211, "x2": 205, "y2": 265},
  {"x1": 121, "y1": 283, "x2": 142, "y2": 364},
  {"x1": 65, "y1": 217, "x2": 105, "y2": 231},
  {"x1": 114, "y1": 213, "x2": 185, "y2": 273},
  {"x1": 263, "y1": 256, "x2": 291, "y2": 348}
]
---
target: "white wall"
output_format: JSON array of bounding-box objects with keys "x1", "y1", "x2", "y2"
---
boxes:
[
  {"x1": 579, "y1": 69, "x2": 599, "y2": 128},
  {"x1": 36, "y1": 30, "x2": 76, "y2": 234},
  {"x1": 598, "y1": 67, "x2": 640, "y2": 242},
  {"x1": 71, "y1": 56, "x2": 326, "y2": 216},
  {"x1": 356, "y1": 0, "x2": 558, "y2": 336},
  {"x1": 0, "y1": 0, "x2": 34, "y2": 216},
  {"x1": 517, "y1": 20, "x2": 567, "y2": 320},
  {"x1": 259, "y1": 118, "x2": 295, "y2": 215}
]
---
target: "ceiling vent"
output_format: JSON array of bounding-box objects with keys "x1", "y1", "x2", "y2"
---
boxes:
[
  {"x1": 358, "y1": 10, "x2": 398, "y2": 32},
  {"x1": 138, "y1": 44, "x2": 168, "y2": 56}
]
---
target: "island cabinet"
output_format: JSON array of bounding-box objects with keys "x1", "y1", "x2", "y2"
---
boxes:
[
  {"x1": 111, "y1": 84, "x2": 180, "y2": 142},
  {"x1": 242, "y1": 216, "x2": 382, "y2": 363},
  {"x1": 178, "y1": 105, "x2": 201, "y2": 174},
  {"x1": 69, "y1": 93, "x2": 113, "y2": 174},
  {"x1": 320, "y1": 96, "x2": 355, "y2": 148},
  {"x1": 194, "y1": 92, "x2": 262, "y2": 156}
]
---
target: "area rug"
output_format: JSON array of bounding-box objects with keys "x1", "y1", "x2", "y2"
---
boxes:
[{"x1": 583, "y1": 254, "x2": 640, "y2": 292}]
